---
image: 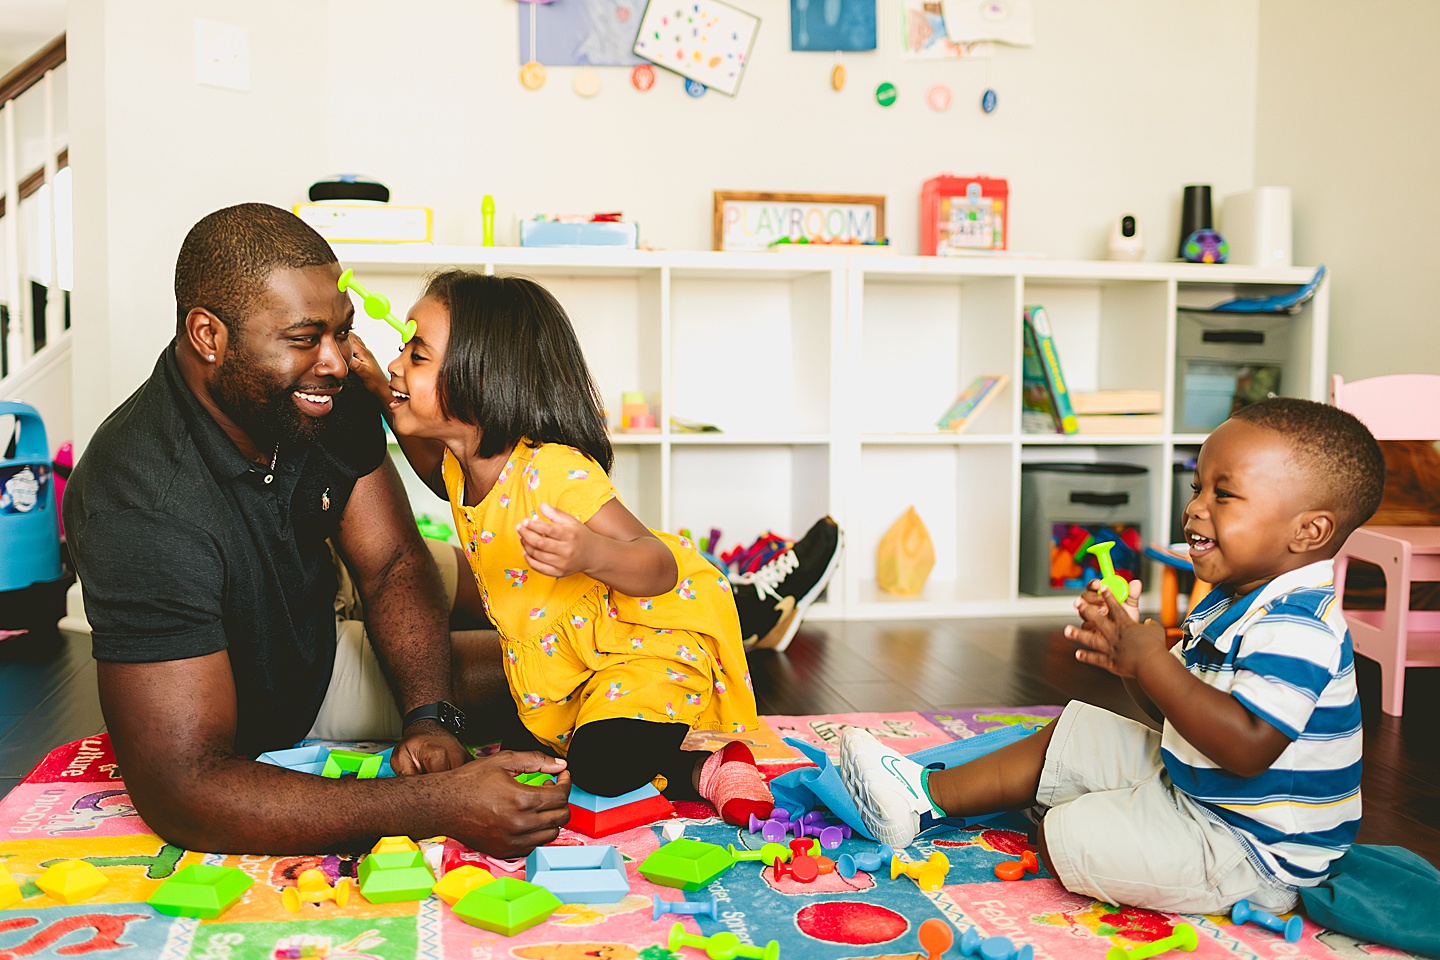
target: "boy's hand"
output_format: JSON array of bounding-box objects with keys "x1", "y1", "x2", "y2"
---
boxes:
[
  {"x1": 1065, "y1": 579, "x2": 1169, "y2": 678},
  {"x1": 347, "y1": 333, "x2": 395, "y2": 404},
  {"x1": 517, "y1": 504, "x2": 594, "y2": 578}
]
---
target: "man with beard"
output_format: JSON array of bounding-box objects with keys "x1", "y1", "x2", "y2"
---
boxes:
[{"x1": 62, "y1": 203, "x2": 570, "y2": 856}]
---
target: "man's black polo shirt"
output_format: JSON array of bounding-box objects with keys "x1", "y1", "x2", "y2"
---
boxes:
[{"x1": 64, "y1": 345, "x2": 386, "y2": 756}]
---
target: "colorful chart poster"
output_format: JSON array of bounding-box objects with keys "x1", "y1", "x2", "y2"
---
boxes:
[
  {"x1": 632, "y1": 0, "x2": 761, "y2": 96},
  {"x1": 519, "y1": 0, "x2": 646, "y2": 66},
  {"x1": 791, "y1": 0, "x2": 876, "y2": 52}
]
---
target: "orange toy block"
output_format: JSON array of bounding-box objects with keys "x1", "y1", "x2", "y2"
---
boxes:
[
  {"x1": 36, "y1": 860, "x2": 109, "y2": 904},
  {"x1": 994, "y1": 849, "x2": 1039, "y2": 881}
]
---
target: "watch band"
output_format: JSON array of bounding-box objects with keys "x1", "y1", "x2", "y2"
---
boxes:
[{"x1": 403, "y1": 700, "x2": 464, "y2": 736}]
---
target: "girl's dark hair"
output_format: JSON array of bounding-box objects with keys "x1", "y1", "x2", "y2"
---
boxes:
[{"x1": 426, "y1": 270, "x2": 613, "y2": 473}]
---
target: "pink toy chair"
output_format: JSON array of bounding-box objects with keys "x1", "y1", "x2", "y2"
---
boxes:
[{"x1": 1330, "y1": 374, "x2": 1440, "y2": 716}]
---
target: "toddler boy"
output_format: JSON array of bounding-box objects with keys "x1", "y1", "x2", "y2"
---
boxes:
[{"x1": 840, "y1": 397, "x2": 1385, "y2": 914}]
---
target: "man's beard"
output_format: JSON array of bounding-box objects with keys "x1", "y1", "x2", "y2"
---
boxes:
[{"x1": 212, "y1": 345, "x2": 338, "y2": 448}]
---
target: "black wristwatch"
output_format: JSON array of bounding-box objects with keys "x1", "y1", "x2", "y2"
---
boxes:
[{"x1": 403, "y1": 700, "x2": 466, "y2": 739}]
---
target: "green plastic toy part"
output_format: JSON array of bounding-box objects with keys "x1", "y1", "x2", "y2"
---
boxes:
[
  {"x1": 148, "y1": 863, "x2": 254, "y2": 919},
  {"x1": 726, "y1": 842, "x2": 791, "y2": 866},
  {"x1": 482, "y1": 195, "x2": 496, "y2": 247},
  {"x1": 1105, "y1": 922, "x2": 1198, "y2": 960},
  {"x1": 337, "y1": 268, "x2": 416, "y2": 342},
  {"x1": 321, "y1": 749, "x2": 383, "y2": 779},
  {"x1": 357, "y1": 848, "x2": 435, "y2": 903},
  {"x1": 638, "y1": 838, "x2": 734, "y2": 890},
  {"x1": 514, "y1": 771, "x2": 558, "y2": 786},
  {"x1": 451, "y1": 876, "x2": 561, "y2": 936},
  {"x1": 1086, "y1": 541, "x2": 1130, "y2": 604},
  {"x1": 669, "y1": 921, "x2": 780, "y2": 960}
]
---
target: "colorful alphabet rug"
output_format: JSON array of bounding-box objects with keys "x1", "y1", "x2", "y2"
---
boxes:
[{"x1": 0, "y1": 709, "x2": 1419, "y2": 959}]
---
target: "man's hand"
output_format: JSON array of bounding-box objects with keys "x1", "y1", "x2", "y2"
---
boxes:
[
  {"x1": 1065, "y1": 579, "x2": 1169, "y2": 678},
  {"x1": 347, "y1": 333, "x2": 395, "y2": 404},
  {"x1": 391, "y1": 720, "x2": 471, "y2": 775},
  {"x1": 517, "y1": 504, "x2": 593, "y2": 579},
  {"x1": 448, "y1": 751, "x2": 572, "y2": 858}
]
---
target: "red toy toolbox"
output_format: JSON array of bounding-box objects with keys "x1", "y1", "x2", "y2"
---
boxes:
[{"x1": 921, "y1": 175, "x2": 1008, "y2": 255}]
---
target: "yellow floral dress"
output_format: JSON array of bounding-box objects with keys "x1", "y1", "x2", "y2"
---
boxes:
[{"x1": 442, "y1": 441, "x2": 758, "y2": 754}]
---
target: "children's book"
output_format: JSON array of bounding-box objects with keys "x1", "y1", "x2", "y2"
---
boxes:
[
  {"x1": 936, "y1": 374, "x2": 1009, "y2": 432},
  {"x1": 1023, "y1": 306, "x2": 1078, "y2": 434}
]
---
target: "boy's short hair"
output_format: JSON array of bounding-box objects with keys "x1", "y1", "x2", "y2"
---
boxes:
[{"x1": 1232, "y1": 397, "x2": 1385, "y2": 539}]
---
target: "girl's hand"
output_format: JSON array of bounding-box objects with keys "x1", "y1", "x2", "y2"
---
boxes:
[
  {"x1": 517, "y1": 504, "x2": 594, "y2": 579},
  {"x1": 347, "y1": 333, "x2": 394, "y2": 404},
  {"x1": 1065, "y1": 579, "x2": 1168, "y2": 678}
]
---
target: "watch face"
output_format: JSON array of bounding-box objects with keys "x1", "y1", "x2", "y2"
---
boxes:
[{"x1": 439, "y1": 701, "x2": 466, "y2": 737}]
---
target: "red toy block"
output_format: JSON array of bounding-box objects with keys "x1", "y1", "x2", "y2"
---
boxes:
[{"x1": 567, "y1": 784, "x2": 675, "y2": 839}]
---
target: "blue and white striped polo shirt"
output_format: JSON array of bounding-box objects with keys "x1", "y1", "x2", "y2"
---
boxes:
[{"x1": 1162, "y1": 559, "x2": 1362, "y2": 887}]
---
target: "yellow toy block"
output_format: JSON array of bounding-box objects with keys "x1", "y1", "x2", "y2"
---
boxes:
[
  {"x1": 36, "y1": 860, "x2": 109, "y2": 904},
  {"x1": 432, "y1": 864, "x2": 495, "y2": 906},
  {"x1": 371, "y1": 836, "x2": 420, "y2": 855},
  {"x1": 0, "y1": 863, "x2": 21, "y2": 909},
  {"x1": 890, "y1": 851, "x2": 950, "y2": 892}
]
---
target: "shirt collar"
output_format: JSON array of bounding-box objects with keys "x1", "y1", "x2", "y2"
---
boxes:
[
  {"x1": 1185, "y1": 559, "x2": 1336, "y2": 653},
  {"x1": 161, "y1": 344, "x2": 273, "y2": 483}
]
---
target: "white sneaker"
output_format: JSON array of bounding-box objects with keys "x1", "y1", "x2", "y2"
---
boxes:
[{"x1": 839, "y1": 728, "x2": 942, "y2": 849}]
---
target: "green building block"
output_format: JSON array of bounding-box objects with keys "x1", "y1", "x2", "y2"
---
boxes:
[
  {"x1": 452, "y1": 876, "x2": 561, "y2": 936},
  {"x1": 638, "y1": 838, "x2": 733, "y2": 891},
  {"x1": 322, "y1": 749, "x2": 384, "y2": 779},
  {"x1": 515, "y1": 771, "x2": 557, "y2": 786},
  {"x1": 357, "y1": 849, "x2": 435, "y2": 903},
  {"x1": 148, "y1": 864, "x2": 254, "y2": 919}
]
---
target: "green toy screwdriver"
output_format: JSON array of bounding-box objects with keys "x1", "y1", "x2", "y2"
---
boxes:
[
  {"x1": 338, "y1": 268, "x2": 416, "y2": 342},
  {"x1": 1087, "y1": 541, "x2": 1130, "y2": 604}
]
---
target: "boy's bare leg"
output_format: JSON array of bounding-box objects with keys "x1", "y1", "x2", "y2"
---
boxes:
[{"x1": 924, "y1": 720, "x2": 1056, "y2": 816}]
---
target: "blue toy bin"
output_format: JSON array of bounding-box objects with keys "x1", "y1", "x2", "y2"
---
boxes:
[{"x1": 0, "y1": 401, "x2": 64, "y2": 594}]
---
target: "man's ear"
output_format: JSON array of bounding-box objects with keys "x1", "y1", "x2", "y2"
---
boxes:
[
  {"x1": 1292, "y1": 509, "x2": 1338, "y2": 555},
  {"x1": 185, "y1": 307, "x2": 229, "y2": 363}
]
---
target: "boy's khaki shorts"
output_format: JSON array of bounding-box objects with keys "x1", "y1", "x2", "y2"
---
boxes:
[
  {"x1": 306, "y1": 539, "x2": 462, "y2": 742},
  {"x1": 1038, "y1": 701, "x2": 1299, "y2": 916}
]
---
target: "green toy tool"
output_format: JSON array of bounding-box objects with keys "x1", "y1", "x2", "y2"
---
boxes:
[
  {"x1": 338, "y1": 268, "x2": 416, "y2": 342},
  {"x1": 1087, "y1": 541, "x2": 1130, "y2": 604}
]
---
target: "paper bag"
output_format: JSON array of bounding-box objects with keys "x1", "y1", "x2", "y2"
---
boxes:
[{"x1": 876, "y1": 506, "x2": 935, "y2": 596}]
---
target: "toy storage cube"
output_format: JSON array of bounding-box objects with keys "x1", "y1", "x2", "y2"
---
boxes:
[
  {"x1": 1174, "y1": 312, "x2": 1290, "y2": 432},
  {"x1": 1020, "y1": 463, "x2": 1149, "y2": 597}
]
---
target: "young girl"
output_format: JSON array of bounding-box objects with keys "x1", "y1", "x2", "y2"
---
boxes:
[{"x1": 350, "y1": 269, "x2": 773, "y2": 825}]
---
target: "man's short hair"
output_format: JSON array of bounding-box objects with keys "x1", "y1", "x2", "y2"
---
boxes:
[
  {"x1": 174, "y1": 203, "x2": 336, "y2": 334},
  {"x1": 1232, "y1": 397, "x2": 1386, "y2": 538}
]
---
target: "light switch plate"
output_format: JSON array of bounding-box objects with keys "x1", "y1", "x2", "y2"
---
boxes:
[{"x1": 195, "y1": 19, "x2": 249, "y2": 92}]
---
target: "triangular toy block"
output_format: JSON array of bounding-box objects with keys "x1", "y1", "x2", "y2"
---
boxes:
[
  {"x1": 322, "y1": 749, "x2": 383, "y2": 779},
  {"x1": 567, "y1": 783, "x2": 675, "y2": 838},
  {"x1": 148, "y1": 864, "x2": 254, "y2": 919},
  {"x1": 638, "y1": 838, "x2": 733, "y2": 891},
  {"x1": 370, "y1": 836, "x2": 420, "y2": 855},
  {"x1": 432, "y1": 865, "x2": 495, "y2": 906},
  {"x1": 0, "y1": 864, "x2": 20, "y2": 910},
  {"x1": 525, "y1": 844, "x2": 629, "y2": 904},
  {"x1": 36, "y1": 860, "x2": 109, "y2": 904},
  {"x1": 452, "y1": 877, "x2": 560, "y2": 936},
  {"x1": 358, "y1": 849, "x2": 435, "y2": 903},
  {"x1": 255, "y1": 745, "x2": 330, "y2": 775}
]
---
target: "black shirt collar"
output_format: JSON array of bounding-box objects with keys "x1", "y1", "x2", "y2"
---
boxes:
[{"x1": 161, "y1": 343, "x2": 275, "y2": 484}]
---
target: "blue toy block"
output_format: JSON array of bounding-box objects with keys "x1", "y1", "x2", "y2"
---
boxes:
[
  {"x1": 524, "y1": 845, "x2": 629, "y2": 904},
  {"x1": 652, "y1": 893, "x2": 718, "y2": 922},
  {"x1": 256, "y1": 744, "x2": 397, "y2": 778}
]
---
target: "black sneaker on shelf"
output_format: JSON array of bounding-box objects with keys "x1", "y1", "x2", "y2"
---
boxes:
[{"x1": 732, "y1": 516, "x2": 842, "y2": 652}]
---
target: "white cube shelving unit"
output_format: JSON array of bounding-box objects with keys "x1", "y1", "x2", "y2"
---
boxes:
[{"x1": 334, "y1": 244, "x2": 1328, "y2": 623}]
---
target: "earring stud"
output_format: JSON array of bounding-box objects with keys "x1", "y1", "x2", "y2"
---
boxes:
[{"x1": 208, "y1": 354, "x2": 215, "y2": 361}]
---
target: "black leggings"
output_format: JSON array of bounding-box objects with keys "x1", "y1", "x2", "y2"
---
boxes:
[{"x1": 495, "y1": 713, "x2": 707, "y2": 801}]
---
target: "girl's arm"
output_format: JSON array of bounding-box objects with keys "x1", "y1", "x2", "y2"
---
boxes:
[
  {"x1": 349, "y1": 334, "x2": 447, "y2": 501},
  {"x1": 518, "y1": 501, "x2": 679, "y2": 598}
]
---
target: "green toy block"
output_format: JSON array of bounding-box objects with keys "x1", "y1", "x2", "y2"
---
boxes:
[
  {"x1": 357, "y1": 849, "x2": 435, "y2": 903},
  {"x1": 148, "y1": 863, "x2": 254, "y2": 919},
  {"x1": 322, "y1": 749, "x2": 384, "y2": 779},
  {"x1": 515, "y1": 771, "x2": 557, "y2": 786},
  {"x1": 727, "y1": 842, "x2": 791, "y2": 866},
  {"x1": 638, "y1": 838, "x2": 733, "y2": 891},
  {"x1": 452, "y1": 876, "x2": 561, "y2": 936}
]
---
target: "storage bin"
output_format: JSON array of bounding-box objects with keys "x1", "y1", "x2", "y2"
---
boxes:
[
  {"x1": 1020, "y1": 462, "x2": 1148, "y2": 597},
  {"x1": 1174, "y1": 311, "x2": 1290, "y2": 432}
]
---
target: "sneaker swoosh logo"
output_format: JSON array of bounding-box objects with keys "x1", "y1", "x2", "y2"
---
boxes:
[{"x1": 881, "y1": 754, "x2": 922, "y2": 800}]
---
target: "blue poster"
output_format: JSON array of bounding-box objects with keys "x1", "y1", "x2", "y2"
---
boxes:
[
  {"x1": 518, "y1": 0, "x2": 645, "y2": 67},
  {"x1": 791, "y1": 0, "x2": 876, "y2": 51}
]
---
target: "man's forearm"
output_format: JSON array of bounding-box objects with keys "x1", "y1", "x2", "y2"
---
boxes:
[{"x1": 361, "y1": 539, "x2": 454, "y2": 716}]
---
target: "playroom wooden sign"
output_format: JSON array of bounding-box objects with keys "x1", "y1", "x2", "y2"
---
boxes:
[{"x1": 713, "y1": 191, "x2": 886, "y2": 252}]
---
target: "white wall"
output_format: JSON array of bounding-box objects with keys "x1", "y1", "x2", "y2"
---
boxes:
[
  {"x1": 327, "y1": 0, "x2": 1260, "y2": 258},
  {"x1": 67, "y1": 0, "x2": 331, "y2": 449},
  {"x1": 1255, "y1": 0, "x2": 1440, "y2": 381}
]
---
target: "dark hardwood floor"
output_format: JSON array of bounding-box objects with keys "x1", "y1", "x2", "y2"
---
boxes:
[{"x1": 2, "y1": 617, "x2": 1436, "y2": 867}]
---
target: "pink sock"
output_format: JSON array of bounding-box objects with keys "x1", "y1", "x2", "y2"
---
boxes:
[{"x1": 697, "y1": 741, "x2": 774, "y2": 826}]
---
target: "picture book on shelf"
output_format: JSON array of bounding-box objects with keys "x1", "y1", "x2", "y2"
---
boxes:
[
  {"x1": 1022, "y1": 305, "x2": 1078, "y2": 434},
  {"x1": 936, "y1": 374, "x2": 1008, "y2": 432}
]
